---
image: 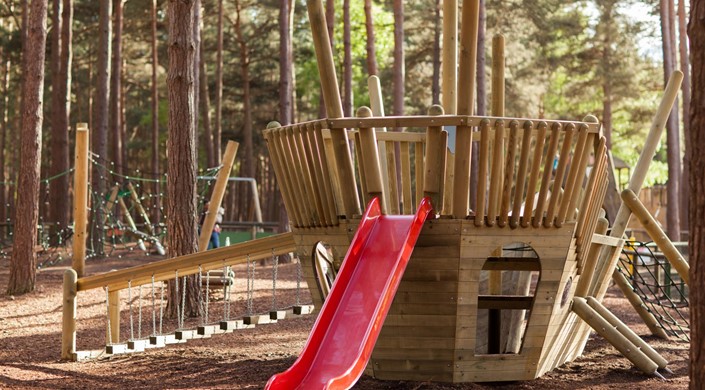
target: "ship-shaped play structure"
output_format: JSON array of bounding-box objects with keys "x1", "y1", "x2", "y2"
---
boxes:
[
  {"x1": 264, "y1": 0, "x2": 682, "y2": 388},
  {"x1": 57, "y1": 1, "x2": 684, "y2": 385}
]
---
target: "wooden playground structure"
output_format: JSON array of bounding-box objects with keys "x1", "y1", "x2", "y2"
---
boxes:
[{"x1": 61, "y1": 0, "x2": 691, "y2": 386}]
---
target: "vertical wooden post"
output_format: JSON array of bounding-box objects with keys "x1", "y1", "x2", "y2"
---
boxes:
[
  {"x1": 307, "y1": 0, "x2": 360, "y2": 217},
  {"x1": 423, "y1": 105, "x2": 445, "y2": 212},
  {"x1": 61, "y1": 269, "x2": 78, "y2": 360},
  {"x1": 357, "y1": 107, "x2": 386, "y2": 213},
  {"x1": 199, "y1": 141, "x2": 239, "y2": 252},
  {"x1": 107, "y1": 289, "x2": 120, "y2": 344},
  {"x1": 442, "y1": 0, "x2": 458, "y2": 114},
  {"x1": 367, "y1": 76, "x2": 391, "y2": 212},
  {"x1": 73, "y1": 123, "x2": 89, "y2": 277},
  {"x1": 491, "y1": 34, "x2": 505, "y2": 117},
  {"x1": 451, "y1": 0, "x2": 480, "y2": 218}
]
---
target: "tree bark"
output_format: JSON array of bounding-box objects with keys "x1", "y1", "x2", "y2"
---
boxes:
[
  {"x1": 192, "y1": 0, "x2": 201, "y2": 147},
  {"x1": 678, "y1": 0, "x2": 691, "y2": 232},
  {"x1": 49, "y1": 0, "x2": 72, "y2": 242},
  {"x1": 363, "y1": 0, "x2": 377, "y2": 76},
  {"x1": 213, "y1": 0, "x2": 224, "y2": 166},
  {"x1": 0, "y1": 51, "x2": 7, "y2": 230},
  {"x1": 688, "y1": 2, "x2": 705, "y2": 387},
  {"x1": 151, "y1": 0, "x2": 160, "y2": 229},
  {"x1": 7, "y1": 0, "x2": 48, "y2": 295},
  {"x1": 166, "y1": 0, "x2": 199, "y2": 318},
  {"x1": 110, "y1": 0, "x2": 123, "y2": 178},
  {"x1": 91, "y1": 0, "x2": 112, "y2": 256},
  {"x1": 660, "y1": 0, "x2": 681, "y2": 241},
  {"x1": 343, "y1": 0, "x2": 352, "y2": 117}
]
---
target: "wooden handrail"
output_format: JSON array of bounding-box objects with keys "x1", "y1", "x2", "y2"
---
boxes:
[{"x1": 77, "y1": 232, "x2": 296, "y2": 291}]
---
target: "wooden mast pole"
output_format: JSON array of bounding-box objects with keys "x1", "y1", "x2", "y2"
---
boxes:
[
  {"x1": 307, "y1": 0, "x2": 360, "y2": 217},
  {"x1": 442, "y1": 0, "x2": 457, "y2": 114},
  {"x1": 451, "y1": 0, "x2": 480, "y2": 218}
]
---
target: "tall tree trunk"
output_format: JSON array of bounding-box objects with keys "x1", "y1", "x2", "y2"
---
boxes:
[
  {"x1": 343, "y1": 0, "x2": 352, "y2": 117},
  {"x1": 432, "y1": 0, "x2": 441, "y2": 105},
  {"x1": 49, "y1": 0, "x2": 71, "y2": 242},
  {"x1": 678, "y1": 0, "x2": 691, "y2": 232},
  {"x1": 199, "y1": 43, "x2": 213, "y2": 168},
  {"x1": 110, "y1": 0, "x2": 123, "y2": 178},
  {"x1": 7, "y1": 0, "x2": 48, "y2": 295},
  {"x1": 660, "y1": 0, "x2": 682, "y2": 241},
  {"x1": 688, "y1": 2, "x2": 705, "y2": 387},
  {"x1": 0, "y1": 50, "x2": 7, "y2": 230},
  {"x1": 166, "y1": 0, "x2": 199, "y2": 318},
  {"x1": 151, "y1": 0, "x2": 160, "y2": 230},
  {"x1": 213, "y1": 0, "x2": 224, "y2": 166},
  {"x1": 363, "y1": 0, "x2": 377, "y2": 76},
  {"x1": 192, "y1": 0, "x2": 201, "y2": 148},
  {"x1": 91, "y1": 0, "x2": 112, "y2": 256},
  {"x1": 235, "y1": 0, "x2": 254, "y2": 179}
]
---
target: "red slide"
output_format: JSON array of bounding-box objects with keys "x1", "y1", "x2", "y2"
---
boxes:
[{"x1": 265, "y1": 196, "x2": 433, "y2": 390}]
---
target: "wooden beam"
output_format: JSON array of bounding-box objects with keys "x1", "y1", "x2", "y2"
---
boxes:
[
  {"x1": 107, "y1": 289, "x2": 120, "y2": 345},
  {"x1": 621, "y1": 189, "x2": 689, "y2": 285},
  {"x1": 198, "y1": 141, "x2": 239, "y2": 251},
  {"x1": 482, "y1": 258, "x2": 541, "y2": 271},
  {"x1": 326, "y1": 115, "x2": 600, "y2": 133},
  {"x1": 478, "y1": 295, "x2": 533, "y2": 310},
  {"x1": 572, "y1": 297, "x2": 659, "y2": 375},
  {"x1": 357, "y1": 107, "x2": 386, "y2": 213},
  {"x1": 77, "y1": 233, "x2": 296, "y2": 291}
]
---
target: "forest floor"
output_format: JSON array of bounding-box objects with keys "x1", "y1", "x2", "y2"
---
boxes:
[{"x1": 0, "y1": 246, "x2": 690, "y2": 389}]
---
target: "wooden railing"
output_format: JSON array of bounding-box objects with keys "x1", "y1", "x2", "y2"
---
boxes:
[{"x1": 264, "y1": 113, "x2": 605, "y2": 237}]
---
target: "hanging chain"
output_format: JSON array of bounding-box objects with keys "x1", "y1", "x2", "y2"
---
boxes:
[
  {"x1": 159, "y1": 278, "x2": 165, "y2": 335},
  {"x1": 180, "y1": 275, "x2": 187, "y2": 329},
  {"x1": 138, "y1": 284, "x2": 143, "y2": 339},
  {"x1": 246, "y1": 255, "x2": 254, "y2": 316},
  {"x1": 174, "y1": 271, "x2": 180, "y2": 329},
  {"x1": 151, "y1": 275, "x2": 156, "y2": 336},
  {"x1": 198, "y1": 265, "x2": 204, "y2": 326},
  {"x1": 222, "y1": 261, "x2": 230, "y2": 321},
  {"x1": 296, "y1": 256, "x2": 302, "y2": 306},
  {"x1": 205, "y1": 270, "x2": 211, "y2": 324},
  {"x1": 272, "y1": 249, "x2": 278, "y2": 311},
  {"x1": 128, "y1": 280, "x2": 134, "y2": 341},
  {"x1": 105, "y1": 286, "x2": 112, "y2": 345}
]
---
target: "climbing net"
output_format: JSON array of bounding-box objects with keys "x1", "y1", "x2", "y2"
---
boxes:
[
  {"x1": 616, "y1": 240, "x2": 690, "y2": 341},
  {"x1": 0, "y1": 156, "x2": 223, "y2": 268}
]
